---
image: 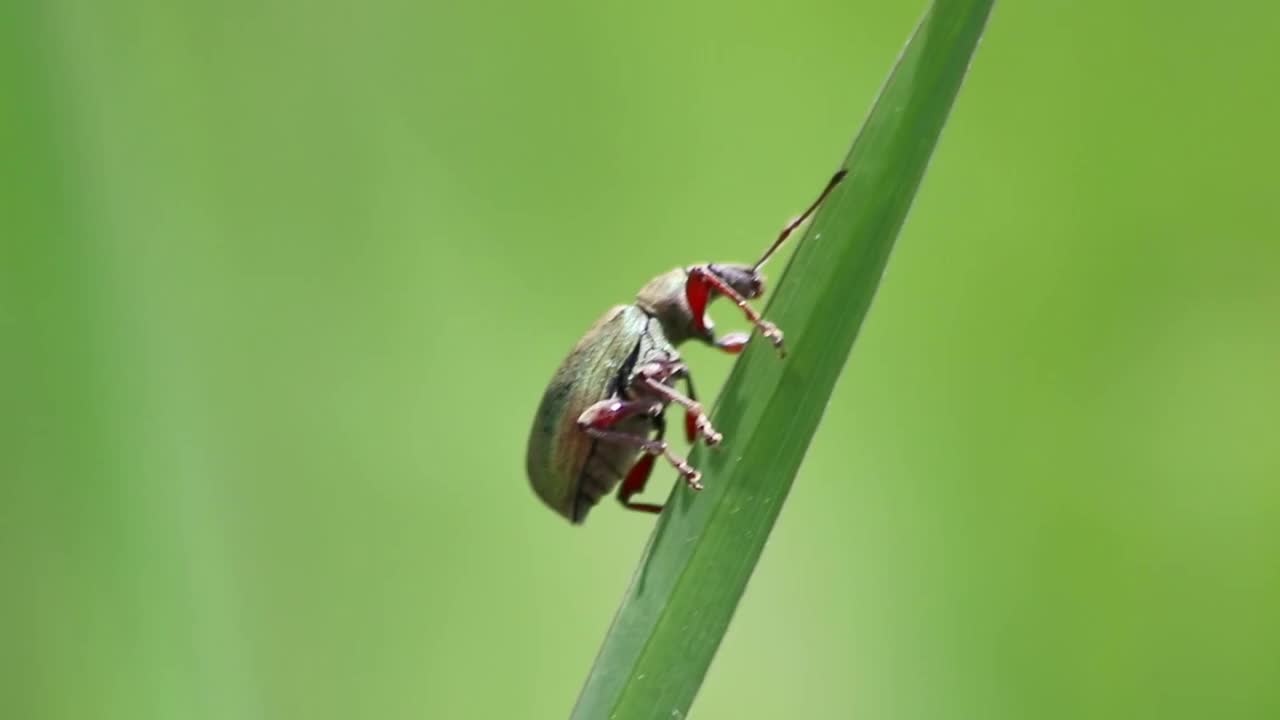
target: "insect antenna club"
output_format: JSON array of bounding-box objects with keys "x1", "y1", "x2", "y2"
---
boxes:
[{"x1": 526, "y1": 169, "x2": 847, "y2": 524}]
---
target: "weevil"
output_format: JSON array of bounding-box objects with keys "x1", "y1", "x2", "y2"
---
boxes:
[{"x1": 526, "y1": 170, "x2": 846, "y2": 523}]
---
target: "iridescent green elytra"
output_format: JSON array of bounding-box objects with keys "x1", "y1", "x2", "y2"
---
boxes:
[{"x1": 526, "y1": 302, "x2": 681, "y2": 522}]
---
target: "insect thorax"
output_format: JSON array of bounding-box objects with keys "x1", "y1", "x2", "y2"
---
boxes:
[{"x1": 635, "y1": 268, "x2": 700, "y2": 345}]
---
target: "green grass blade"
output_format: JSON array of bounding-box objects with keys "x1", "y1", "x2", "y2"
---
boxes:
[{"x1": 573, "y1": 2, "x2": 994, "y2": 717}]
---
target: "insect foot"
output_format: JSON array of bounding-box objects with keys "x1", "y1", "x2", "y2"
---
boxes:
[
  {"x1": 638, "y1": 438, "x2": 704, "y2": 491},
  {"x1": 695, "y1": 415, "x2": 723, "y2": 447},
  {"x1": 759, "y1": 320, "x2": 785, "y2": 354},
  {"x1": 681, "y1": 467, "x2": 704, "y2": 491}
]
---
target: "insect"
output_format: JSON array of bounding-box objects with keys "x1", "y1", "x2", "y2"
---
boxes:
[{"x1": 526, "y1": 170, "x2": 846, "y2": 523}]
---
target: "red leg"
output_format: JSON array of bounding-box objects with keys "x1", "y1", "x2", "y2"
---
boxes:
[
  {"x1": 577, "y1": 398, "x2": 703, "y2": 489},
  {"x1": 686, "y1": 269, "x2": 715, "y2": 335},
  {"x1": 617, "y1": 453, "x2": 663, "y2": 514},
  {"x1": 639, "y1": 375, "x2": 720, "y2": 446},
  {"x1": 686, "y1": 266, "x2": 785, "y2": 355},
  {"x1": 713, "y1": 331, "x2": 750, "y2": 355},
  {"x1": 630, "y1": 360, "x2": 721, "y2": 446},
  {"x1": 579, "y1": 427, "x2": 702, "y2": 489},
  {"x1": 576, "y1": 398, "x2": 662, "y2": 430}
]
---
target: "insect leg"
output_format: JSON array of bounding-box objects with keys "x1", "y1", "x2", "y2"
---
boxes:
[
  {"x1": 712, "y1": 331, "x2": 751, "y2": 355},
  {"x1": 578, "y1": 427, "x2": 702, "y2": 490},
  {"x1": 617, "y1": 415, "x2": 666, "y2": 514},
  {"x1": 618, "y1": 454, "x2": 663, "y2": 514},
  {"x1": 683, "y1": 374, "x2": 701, "y2": 443},
  {"x1": 576, "y1": 398, "x2": 663, "y2": 430},
  {"x1": 637, "y1": 372, "x2": 721, "y2": 447},
  {"x1": 685, "y1": 266, "x2": 785, "y2": 355}
]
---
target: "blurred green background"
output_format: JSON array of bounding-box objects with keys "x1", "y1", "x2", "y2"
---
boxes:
[{"x1": 5, "y1": 1, "x2": 1278, "y2": 718}]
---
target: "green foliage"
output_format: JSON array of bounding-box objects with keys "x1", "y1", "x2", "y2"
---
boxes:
[{"x1": 574, "y1": 2, "x2": 995, "y2": 717}]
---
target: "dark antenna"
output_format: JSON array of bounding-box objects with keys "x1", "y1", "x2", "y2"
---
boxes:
[{"x1": 752, "y1": 169, "x2": 848, "y2": 272}]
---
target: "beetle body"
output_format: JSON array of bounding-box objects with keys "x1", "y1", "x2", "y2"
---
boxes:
[
  {"x1": 526, "y1": 171, "x2": 846, "y2": 523},
  {"x1": 526, "y1": 304, "x2": 672, "y2": 521}
]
